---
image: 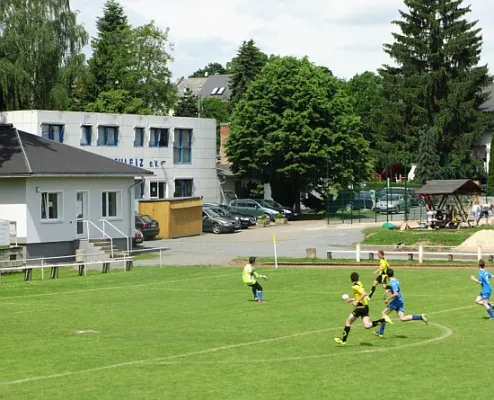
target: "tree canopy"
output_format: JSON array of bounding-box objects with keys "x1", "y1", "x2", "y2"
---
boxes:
[
  {"x1": 377, "y1": 0, "x2": 492, "y2": 176},
  {"x1": 189, "y1": 62, "x2": 226, "y2": 78},
  {"x1": 226, "y1": 56, "x2": 372, "y2": 210},
  {"x1": 0, "y1": 0, "x2": 88, "y2": 111}
]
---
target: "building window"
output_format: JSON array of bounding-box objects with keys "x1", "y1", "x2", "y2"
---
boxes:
[
  {"x1": 102, "y1": 191, "x2": 121, "y2": 218},
  {"x1": 149, "y1": 128, "x2": 169, "y2": 148},
  {"x1": 41, "y1": 124, "x2": 64, "y2": 143},
  {"x1": 41, "y1": 192, "x2": 62, "y2": 221},
  {"x1": 80, "y1": 125, "x2": 92, "y2": 146},
  {"x1": 97, "y1": 126, "x2": 119, "y2": 146},
  {"x1": 174, "y1": 179, "x2": 193, "y2": 197},
  {"x1": 134, "y1": 127, "x2": 145, "y2": 147},
  {"x1": 150, "y1": 181, "x2": 166, "y2": 199},
  {"x1": 135, "y1": 181, "x2": 145, "y2": 199},
  {"x1": 174, "y1": 129, "x2": 192, "y2": 164}
]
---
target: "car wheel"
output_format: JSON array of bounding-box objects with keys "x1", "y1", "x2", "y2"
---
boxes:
[
  {"x1": 396, "y1": 206, "x2": 400, "y2": 214},
  {"x1": 212, "y1": 223, "x2": 222, "y2": 234}
]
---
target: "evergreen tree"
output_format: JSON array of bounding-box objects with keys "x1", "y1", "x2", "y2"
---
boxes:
[
  {"x1": 174, "y1": 88, "x2": 199, "y2": 117},
  {"x1": 87, "y1": 0, "x2": 132, "y2": 102},
  {"x1": 488, "y1": 134, "x2": 494, "y2": 191},
  {"x1": 228, "y1": 40, "x2": 267, "y2": 108},
  {"x1": 378, "y1": 0, "x2": 492, "y2": 177},
  {"x1": 415, "y1": 126, "x2": 441, "y2": 183},
  {"x1": 0, "y1": 0, "x2": 87, "y2": 110}
]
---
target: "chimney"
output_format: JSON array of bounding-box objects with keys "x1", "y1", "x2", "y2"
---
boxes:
[{"x1": 219, "y1": 123, "x2": 230, "y2": 164}]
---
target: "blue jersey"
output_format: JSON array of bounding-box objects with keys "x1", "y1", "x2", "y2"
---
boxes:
[
  {"x1": 389, "y1": 278, "x2": 404, "y2": 303},
  {"x1": 478, "y1": 269, "x2": 493, "y2": 293}
]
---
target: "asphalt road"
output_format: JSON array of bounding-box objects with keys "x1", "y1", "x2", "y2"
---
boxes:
[{"x1": 137, "y1": 220, "x2": 373, "y2": 266}]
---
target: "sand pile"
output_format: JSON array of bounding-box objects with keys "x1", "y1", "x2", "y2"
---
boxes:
[{"x1": 456, "y1": 229, "x2": 494, "y2": 252}]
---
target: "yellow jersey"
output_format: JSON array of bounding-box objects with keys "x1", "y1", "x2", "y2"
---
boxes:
[
  {"x1": 351, "y1": 281, "x2": 368, "y2": 307},
  {"x1": 379, "y1": 258, "x2": 389, "y2": 275}
]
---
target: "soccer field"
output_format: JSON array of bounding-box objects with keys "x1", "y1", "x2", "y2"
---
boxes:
[{"x1": 0, "y1": 265, "x2": 491, "y2": 399}]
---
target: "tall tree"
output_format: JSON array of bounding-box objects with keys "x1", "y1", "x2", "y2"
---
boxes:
[
  {"x1": 346, "y1": 72, "x2": 385, "y2": 158},
  {"x1": 415, "y1": 126, "x2": 441, "y2": 183},
  {"x1": 226, "y1": 56, "x2": 372, "y2": 212},
  {"x1": 378, "y1": 0, "x2": 492, "y2": 177},
  {"x1": 0, "y1": 0, "x2": 88, "y2": 111},
  {"x1": 86, "y1": 0, "x2": 132, "y2": 102},
  {"x1": 86, "y1": 1, "x2": 175, "y2": 114},
  {"x1": 190, "y1": 62, "x2": 226, "y2": 78},
  {"x1": 174, "y1": 88, "x2": 199, "y2": 117},
  {"x1": 228, "y1": 40, "x2": 267, "y2": 108}
]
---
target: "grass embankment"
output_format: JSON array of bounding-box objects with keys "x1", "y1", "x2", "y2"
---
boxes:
[{"x1": 361, "y1": 226, "x2": 494, "y2": 247}]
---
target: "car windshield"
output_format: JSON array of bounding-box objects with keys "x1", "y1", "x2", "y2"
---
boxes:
[
  {"x1": 380, "y1": 194, "x2": 401, "y2": 201},
  {"x1": 256, "y1": 200, "x2": 272, "y2": 208},
  {"x1": 206, "y1": 209, "x2": 222, "y2": 218},
  {"x1": 354, "y1": 192, "x2": 370, "y2": 199},
  {"x1": 140, "y1": 215, "x2": 154, "y2": 223},
  {"x1": 264, "y1": 200, "x2": 282, "y2": 208}
]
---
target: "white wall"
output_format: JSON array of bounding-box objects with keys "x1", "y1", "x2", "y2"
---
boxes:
[
  {"x1": 24, "y1": 176, "x2": 135, "y2": 244},
  {"x1": 1, "y1": 110, "x2": 221, "y2": 203},
  {"x1": 0, "y1": 179, "x2": 28, "y2": 240}
]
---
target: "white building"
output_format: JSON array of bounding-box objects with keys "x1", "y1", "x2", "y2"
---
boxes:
[
  {"x1": 0, "y1": 123, "x2": 153, "y2": 258},
  {"x1": 0, "y1": 110, "x2": 220, "y2": 203}
]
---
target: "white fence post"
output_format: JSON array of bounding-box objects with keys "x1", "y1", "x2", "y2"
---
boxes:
[
  {"x1": 159, "y1": 248, "x2": 162, "y2": 268},
  {"x1": 419, "y1": 245, "x2": 423, "y2": 264},
  {"x1": 478, "y1": 245, "x2": 482, "y2": 261},
  {"x1": 41, "y1": 259, "x2": 44, "y2": 280},
  {"x1": 356, "y1": 244, "x2": 361, "y2": 263}
]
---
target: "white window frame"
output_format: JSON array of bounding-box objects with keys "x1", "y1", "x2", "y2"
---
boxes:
[
  {"x1": 149, "y1": 181, "x2": 167, "y2": 199},
  {"x1": 41, "y1": 191, "x2": 64, "y2": 223},
  {"x1": 101, "y1": 190, "x2": 122, "y2": 220}
]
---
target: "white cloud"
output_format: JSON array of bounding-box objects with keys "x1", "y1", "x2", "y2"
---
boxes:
[{"x1": 73, "y1": 0, "x2": 494, "y2": 80}]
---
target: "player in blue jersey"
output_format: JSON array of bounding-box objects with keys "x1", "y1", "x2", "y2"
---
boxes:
[
  {"x1": 470, "y1": 259, "x2": 494, "y2": 318},
  {"x1": 374, "y1": 268, "x2": 428, "y2": 337}
]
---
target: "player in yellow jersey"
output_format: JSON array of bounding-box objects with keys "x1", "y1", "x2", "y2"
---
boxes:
[
  {"x1": 369, "y1": 249, "x2": 390, "y2": 299},
  {"x1": 334, "y1": 272, "x2": 392, "y2": 345},
  {"x1": 242, "y1": 257, "x2": 268, "y2": 303}
]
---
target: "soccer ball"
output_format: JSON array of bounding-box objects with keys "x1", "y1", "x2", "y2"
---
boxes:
[{"x1": 341, "y1": 294, "x2": 349, "y2": 301}]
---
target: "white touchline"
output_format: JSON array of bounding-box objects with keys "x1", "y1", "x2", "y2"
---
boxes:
[
  {"x1": 0, "y1": 272, "x2": 237, "y2": 301},
  {"x1": 0, "y1": 305, "x2": 461, "y2": 386}
]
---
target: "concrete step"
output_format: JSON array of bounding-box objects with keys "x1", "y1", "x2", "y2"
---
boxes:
[{"x1": 89, "y1": 239, "x2": 111, "y2": 245}]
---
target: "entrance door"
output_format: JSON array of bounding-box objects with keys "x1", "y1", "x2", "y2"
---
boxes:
[{"x1": 76, "y1": 191, "x2": 88, "y2": 238}]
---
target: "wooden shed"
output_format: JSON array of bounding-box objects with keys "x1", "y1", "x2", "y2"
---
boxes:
[{"x1": 138, "y1": 197, "x2": 203, "y2": 239}]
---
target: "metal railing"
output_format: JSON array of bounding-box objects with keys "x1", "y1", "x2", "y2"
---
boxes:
[
  {"x1": 85, "y1": 220, "x2": 114, "y2": 258},
  {"x1": 0, "y1": 246, "x2": 170, "y2": 267},
  {"x1": 100, "y1": 219, "x2": 130, "y2": 256}
]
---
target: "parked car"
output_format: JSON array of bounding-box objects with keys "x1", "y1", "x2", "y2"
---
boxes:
[
  {"x1": 347, "y1": 191, "x2": 374, "y2": 210},
  {"x1": 202, "y1": 208, "x2": 240, "y2": 234},
  {"x1": 375, "y1": 194, "x2": 406, "y2": 213},
  {"x1": 229, "y1": 199, "x2": 281, "y2": 219},
  {"x1": 132, "y1": 229, "x2": 143, "y2": 246},
  {"x1": 377, "y1": 187, "x2": 420, "y2": 206},
  {"x1": 203, "y1": 203, "x2": 256, "y2": 228},
  {"x1": 135, "y1": 214, "x2": 160, "y2": 240},
  {"x1": 256, "y1": 199, "x2": 297, "y2": 220}
]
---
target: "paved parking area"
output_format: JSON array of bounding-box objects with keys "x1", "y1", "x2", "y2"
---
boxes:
[{"x1": 137, "y1": 220, "x2": 376, "y2": 266}]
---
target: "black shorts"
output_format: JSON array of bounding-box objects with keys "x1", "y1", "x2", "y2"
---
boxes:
[
  {"x1": 352, "y1": 305, "x2": 369, "y2": 318},
  {"x1": 376, "y1": 274, "x2": 388, "y2": 285}
]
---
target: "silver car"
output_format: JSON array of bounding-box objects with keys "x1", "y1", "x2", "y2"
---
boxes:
[{"x1": 375, "y1": 194, "x2": 405, "y2": 214}]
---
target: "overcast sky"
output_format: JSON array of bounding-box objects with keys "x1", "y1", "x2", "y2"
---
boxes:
[{"x1": 71, "y1": 0, "x2": 494, "y2": 80}]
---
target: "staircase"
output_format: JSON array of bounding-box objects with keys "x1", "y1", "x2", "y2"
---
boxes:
[{"x1": 77, "y1": 239, "x2": 127, "y2": 269}]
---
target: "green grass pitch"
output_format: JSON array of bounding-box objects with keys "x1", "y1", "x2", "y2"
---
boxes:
[{"x1": 0, "y1": 265, "x2": 492, "y2": 399}]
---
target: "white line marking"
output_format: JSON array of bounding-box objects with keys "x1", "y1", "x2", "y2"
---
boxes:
[
  {"x1": 0, "y1": 272, "x2": 237, "y2": 300},
  {"x1": 153, "y1": 322, "x2": 452, "y2": 365},
  {"x1": 0, "y1": 305, "x2": 459, "y2": 386}
]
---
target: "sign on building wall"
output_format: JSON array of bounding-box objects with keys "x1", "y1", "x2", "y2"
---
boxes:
[{"x1": 114, "y1": 158, "x2": 163, "y2": 169}]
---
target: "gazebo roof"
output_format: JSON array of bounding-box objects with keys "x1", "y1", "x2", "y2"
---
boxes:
[{"x1": 415, "y1": 179, "x2": 482, "y2": 195}]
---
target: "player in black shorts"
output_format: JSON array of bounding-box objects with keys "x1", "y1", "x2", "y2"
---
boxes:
[{"x1": 334, "y1": 272, "x2": 393, "y2": 345}]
